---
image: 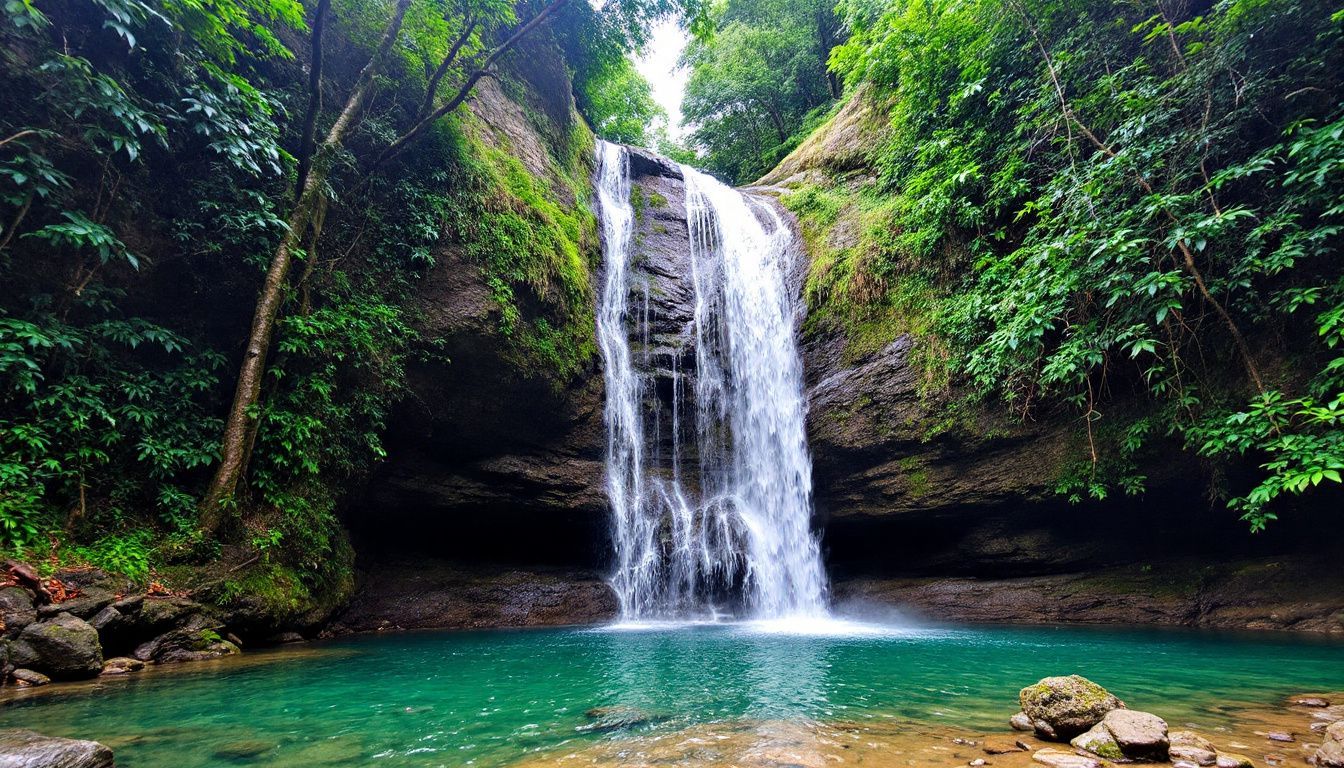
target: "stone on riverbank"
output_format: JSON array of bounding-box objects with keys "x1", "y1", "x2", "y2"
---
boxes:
[
  {"x1": 1102, "y1": 709, "x2": 1168, "y2": 760},
  {"x1": 1033, "y1": 747, "x2": 1107, "y2": 768},
  {"x1": 9, "y1": 613, "x2": 103, "y2": 680},
  {"x1": 0, "y1": 728, "x2": 113, "y2": 768},
  {"x1": 1072, "y1": 723, "x2": 1124, "y2": 760},
  {"x1": 1169, "y1": 731, "x2": 1217, "y2": 766},
  {"x1": 1012, "y1": 712, "x2": 1036, "y2": 731},
  {"x1": 10, "y1": 668, "x2": 50, "y2": 686},
  {"x1": 100, "y1": 657, "x2": 144, "y2": 675},
  {"x1": 1315, "y1": 721, "x2": 1344, "y2": 768},
  {"x1": 134, "y1": 627, "x2": 239, "y2": 664},
  {"x1": 1215, "y1": 752, "x2": 1255, "y2": 768},
  {"x1": 1021, "y1": 676, "x2": 1124, "y2": 740}
]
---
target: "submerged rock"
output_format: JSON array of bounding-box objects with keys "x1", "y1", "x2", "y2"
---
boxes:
[
  {"x1": 1102, "y1": 709, "x2": 1168, "y2": 760},
  {"x1": 984, "y1": 738, "x2": 1029, "y2": 755},
  {"x1": 9, "y1": 612, "x2": 103, "y2": 679},
  {"x1": 1020, "y1": 676, "x2": 1123, "y2": 740},
  {"x1": 0, "y1": 728, "x2": 113, "y2": 768},
  {"x1": 578, "y1": 705, "x2": 659, "y2": 733},
  {"x1": 1032, "y1": 747, "x2": 1107, "y2": 768},
  {"x1": 212, "y1": 739, "x2": 276, "y2": 760},
  {"x1": 1293, "y1": 697, "x2": 1331, "y2": 708}
]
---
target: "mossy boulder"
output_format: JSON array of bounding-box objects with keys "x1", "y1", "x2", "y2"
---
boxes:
[
  {"x1": 133, "y1": 627, "x2": 238, "y2": 664},
  {"x1": 1020, "y1": 675, "x2": 1123, "y2": 740},
  {"x1": 9, "y1": 612, "x2": 103, "y2": 680}
]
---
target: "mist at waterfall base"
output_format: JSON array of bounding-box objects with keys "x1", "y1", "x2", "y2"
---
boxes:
[{"x1": 595, "y1": 141, "x2": 829, "y2": 626}]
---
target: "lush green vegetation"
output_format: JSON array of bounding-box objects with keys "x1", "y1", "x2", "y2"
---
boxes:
[
  {"x1": 779, "y1": 0, "x2": 1343, "y2": 527},
  {"x1": 682, "y1": 0, "x2": 838, "y2": 181},
  {"x1": 0, "y1": 0, "x2": 684, "y2": 601},
  {"x1": 681, "y1": 0, "x2": 843, "y2": 182}
]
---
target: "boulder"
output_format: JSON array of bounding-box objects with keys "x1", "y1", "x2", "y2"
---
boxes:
[
  {"x1": 9, "y1": 613, "x2": 103, "y2": 680},
  {"x1": 1020, "y1": 676, "x2": 1123, "y2": 740},
  {"x1": 0, "y1": 729, "x2": 113, "y2": 768},
  {"x1": 1072, "y1": 723, "x2": 1124, "y2": 760},
  {"x1": 0, "y1": 587, "x2": 36, "y2": 637},
  {"x1": 133, "y1": 628, "x2": 239, "y2": 664},
  {"x1": 1032, "y1": 748, "x2": 1106, "y2": 768},
  {"x1": 10, "y1": 668, "x2": 49, "y2": 687},
  {"x1": 36, "y1": 592, "x2": 114, "y2": 621},
  {"x1": 1102, "y1": 709, "x2": 1168, "y2": 760},
  {"x1": 1315, "y1": 721, "x2": 1344, "y2": 768},
  {"x1": 1170, "y1": 731, "x2": 1217, "y2": 766}
]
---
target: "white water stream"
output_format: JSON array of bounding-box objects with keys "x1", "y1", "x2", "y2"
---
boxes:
[{"x1": 595, "y1": 141, "x2": 827, "y2": 622}]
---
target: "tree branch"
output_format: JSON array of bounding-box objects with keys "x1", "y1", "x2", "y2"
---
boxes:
[
  {"x1": 370, "y1": 0, "x2": 568, "y2": 171},
  {"x1": 417, "y1": 14, "x2": 478, "y2": 123},
  {"x1": 295, "y1": 0, "x2": 331, "y2": 200}
]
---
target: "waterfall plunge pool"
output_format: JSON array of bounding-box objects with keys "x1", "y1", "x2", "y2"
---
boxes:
[{"x1": 3, "y1": 620, "x2": 1342, "y2": 767}]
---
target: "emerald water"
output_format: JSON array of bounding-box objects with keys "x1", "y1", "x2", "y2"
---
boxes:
[{"x1": 2, "y1": 622, "x2": 1342, "y2": 767}]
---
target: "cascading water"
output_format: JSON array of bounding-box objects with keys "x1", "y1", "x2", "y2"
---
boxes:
[{"x1": 594, "y1": 140, "x2": 827, "y2": 621}]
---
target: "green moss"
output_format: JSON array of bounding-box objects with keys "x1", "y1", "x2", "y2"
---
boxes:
[
  {"x1": 784, "y1": 180, "x2": 952, "y2": 395},
  {"x1": 647, "y1": 191, "x2": 668, "y2": 208},
  {"x1": 630, "y1": 184, "x2": 647, "y2": 221},
  {"x1": 450, "y1": 113, "x2": 600, "y2": 385}
]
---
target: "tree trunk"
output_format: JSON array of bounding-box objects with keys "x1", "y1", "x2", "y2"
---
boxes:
[{"x1": 199, "y1": 0, "x2": 414, "y2": 531}]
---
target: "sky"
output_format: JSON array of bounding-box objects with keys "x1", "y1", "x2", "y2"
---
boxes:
[{"x1": 634, "y1": 19, "x2": 691, "y2": 140}]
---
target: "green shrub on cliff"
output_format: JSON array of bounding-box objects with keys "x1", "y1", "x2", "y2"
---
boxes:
[{"x1": 785, "y1": 0, "x2": 1344, "y2": 525}]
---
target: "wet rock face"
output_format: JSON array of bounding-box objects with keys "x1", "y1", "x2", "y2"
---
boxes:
[
  {"x1": 357, "y1": 79, "x2": 609, "y2": 568},
  {"x1": 618, "y1": 148, "x2": 699, "y2": 472},
  {"x1": 328, "y1": 558, "x2": 617, "y2": 633}
]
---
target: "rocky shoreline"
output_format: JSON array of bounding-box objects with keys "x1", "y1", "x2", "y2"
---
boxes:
[{"x1": 1, "y1": 562, "x2": 247, "y2": 689}]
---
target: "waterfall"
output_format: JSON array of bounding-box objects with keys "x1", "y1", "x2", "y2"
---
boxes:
[{"x1": 594, "y1": 141, "x2": 827, "y2": 621}]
